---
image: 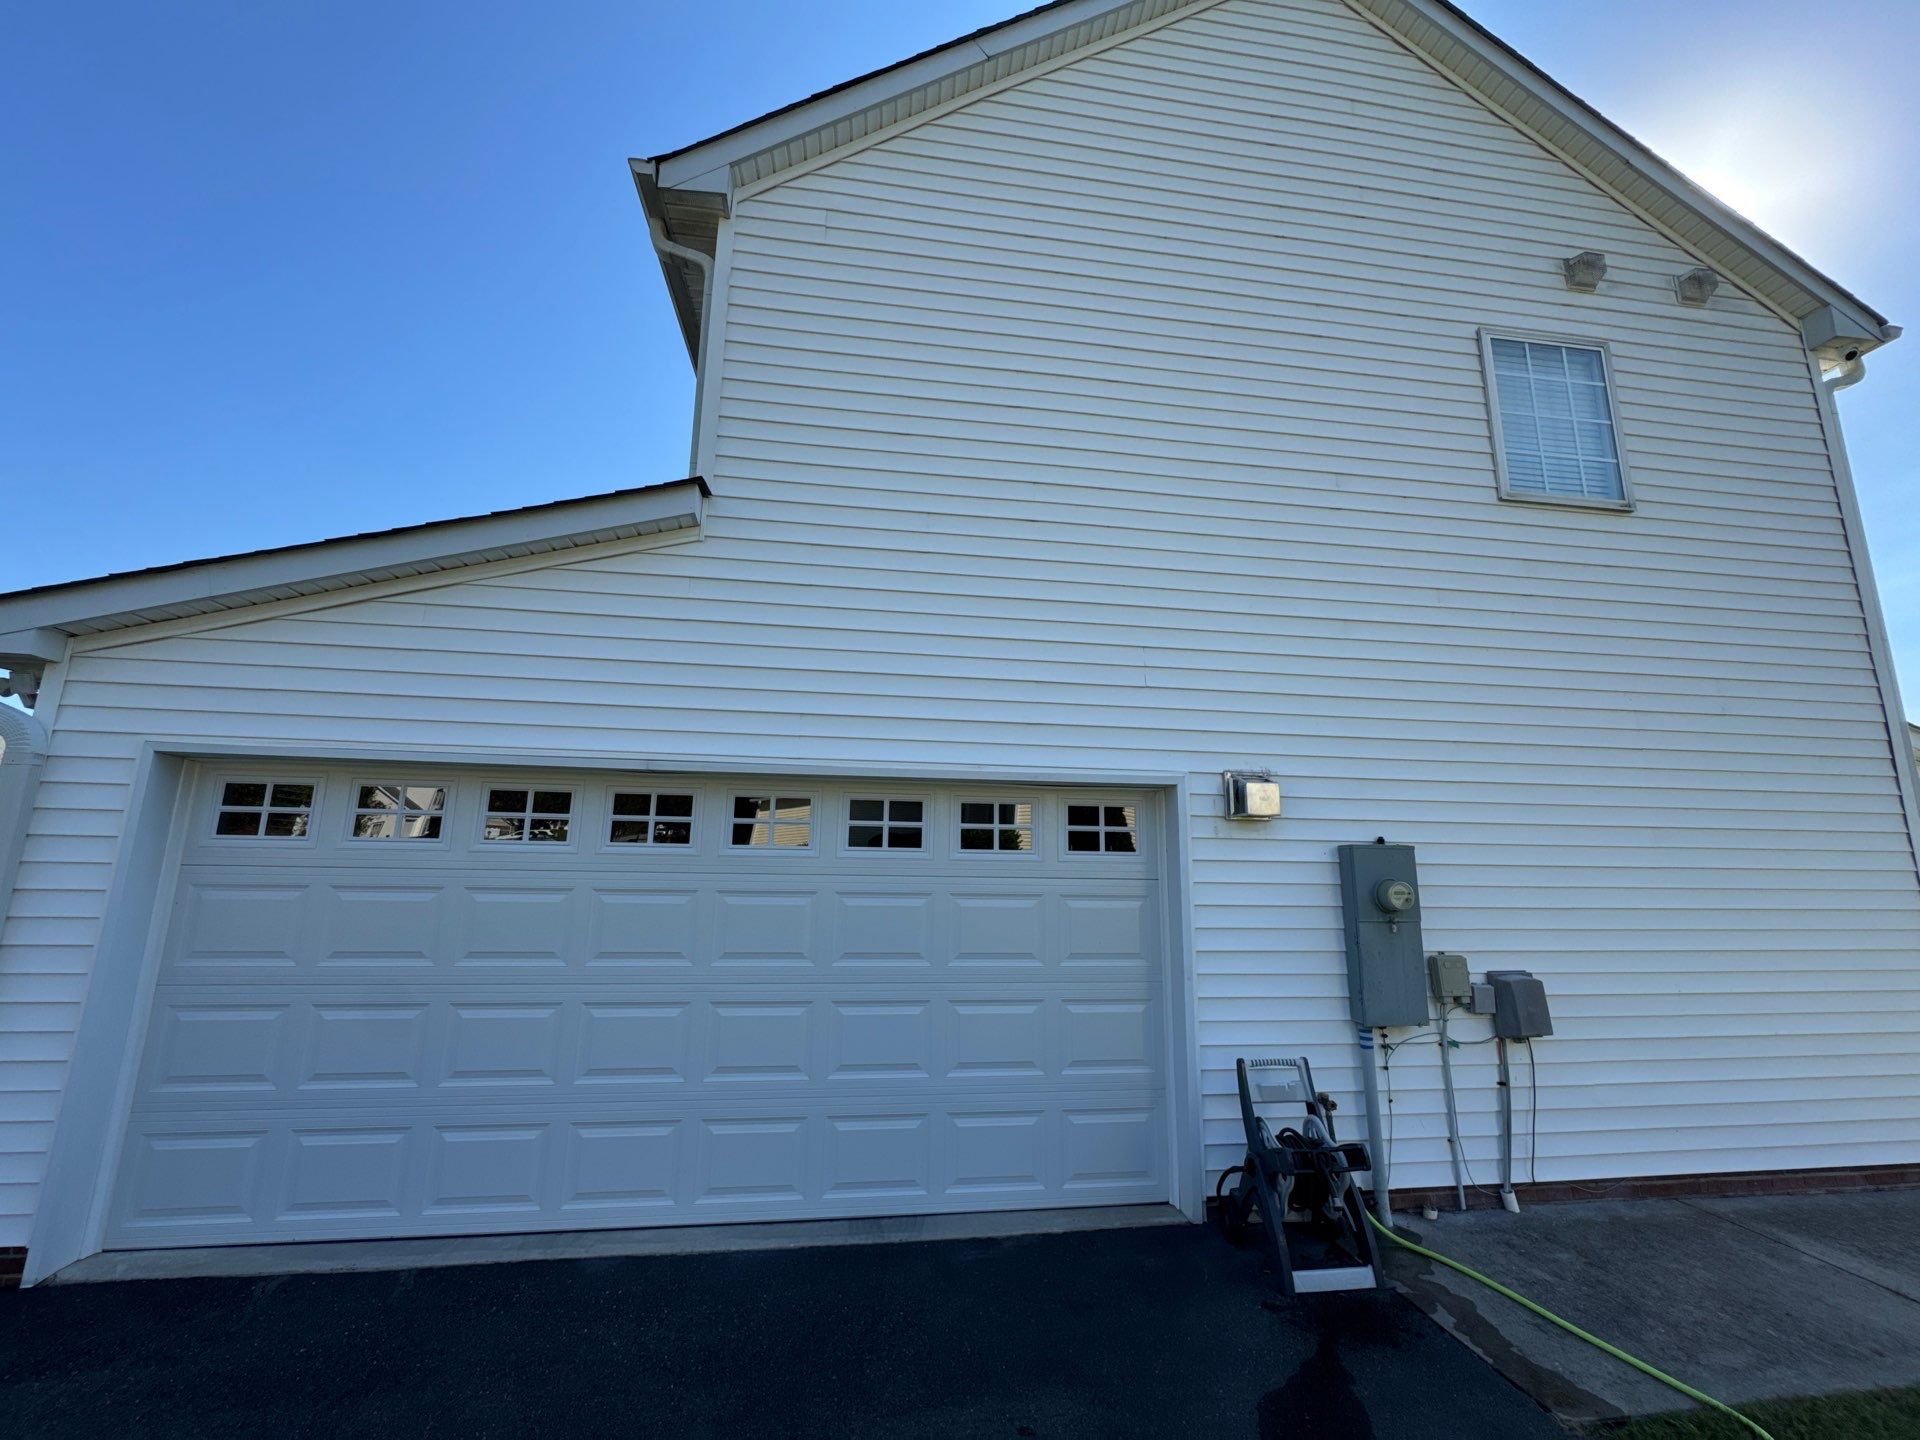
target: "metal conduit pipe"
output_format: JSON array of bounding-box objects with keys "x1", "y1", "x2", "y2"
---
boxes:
[{"x1": 1437, "y1": 1006, "x2": 1469, "y2": 1211}]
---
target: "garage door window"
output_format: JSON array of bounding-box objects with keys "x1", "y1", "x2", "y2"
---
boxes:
[
  {"x1": 1066, "y1": 803, "x2": 1138, "y2": 854},
  {"x1": 350, "y1": 783, "x2": 447, "y2": 840},
  {"x1": 959, "y1": 800, "x2": 1034, "y2": 853},
  {"x1": 732, "y1": 796, "x2": 812, "y2": 848},
  {"x1": 609, "y1": 791, "x2": 695, "y2": 846},
  {"x1": 214, "y1": 781, "x2": 315, "y2": 839},
  {"x1": 483, "y1": 788, "x2": 573, "y2": 843},
  {"x1": 847, "y1": 797, "x2": 924, "y2": 849}
]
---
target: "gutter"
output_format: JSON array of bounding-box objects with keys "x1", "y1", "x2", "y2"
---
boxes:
[{"x1": 630, "y1": 160, "x2": 725, "y2": 473}]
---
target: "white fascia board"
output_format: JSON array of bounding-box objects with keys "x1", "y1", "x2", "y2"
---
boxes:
[
  {"x1": 0, "y1": 480, "x2": 705, "y2": 641},
  {"x1": 653, "y1": 0, "x2": 1162, "y2": 193}
]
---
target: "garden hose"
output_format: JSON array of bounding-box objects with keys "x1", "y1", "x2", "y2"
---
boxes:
[{"x1": 1362, "y1": 1211, "x2": 1776, "y2": 1440}]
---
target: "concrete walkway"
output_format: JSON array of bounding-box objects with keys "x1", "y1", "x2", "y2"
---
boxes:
[{"x1": 1384, "y1": 1190, "x2": 1920, "y2": 1424}]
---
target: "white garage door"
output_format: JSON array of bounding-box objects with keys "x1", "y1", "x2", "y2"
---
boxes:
[{"x1": 106, "y1": 765, "x2": 1170, "y2": 1248}]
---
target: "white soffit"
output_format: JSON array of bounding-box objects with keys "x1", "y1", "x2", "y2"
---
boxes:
[
  {"x1": 724, "y1": 0, "x2": 1208, "y2": 190},
  {"x1": 0, "y1": 478, "x2": 708, "y2": 644},
  {"x1": 650, "y1": 0, "x2": 1212, "y2": 192}
]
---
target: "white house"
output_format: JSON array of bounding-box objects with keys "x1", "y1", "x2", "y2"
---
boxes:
[{"x1": 2, "y1": 0, "x2": 1916, "y2": 1287}]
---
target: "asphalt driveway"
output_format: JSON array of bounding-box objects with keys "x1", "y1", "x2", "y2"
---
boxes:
[{"x1": 1, "y1": 1222, "x2": 1557, "y2": 1438}]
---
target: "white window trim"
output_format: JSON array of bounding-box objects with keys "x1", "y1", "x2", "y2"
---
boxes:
[
  {"x1": 726, "y1": 792, "x2": 818, "y2": 853},
  {"x1": 951, "y1": 795, "x2": 1039, "y2": 860},
  {"x1": 206, "y1": 773, "x2": 324, "y2": 845},
  {"x1": 477, "y1": 780, "x2": 579, "y2": 847},
  {"x1": 1061, "y1": 796, "x2": 1144, "y2": 860},
  {"x1": 602, "y1": 785, "x2": 701, "y2": 851},
  {"x1": 839, "y1": 792, "x2": 931, "y2": 856},
  {"x1": 1478, "y1": 327, "x2": 1636, "y2": 514},
  {"x1": 345, "y1": 777, "x2": 452, "y2": 845}
]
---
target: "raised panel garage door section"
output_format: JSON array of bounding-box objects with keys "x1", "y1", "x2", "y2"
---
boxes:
[{"x1": 105, "y1": 768, "x2": 1170, "y2": 1248}]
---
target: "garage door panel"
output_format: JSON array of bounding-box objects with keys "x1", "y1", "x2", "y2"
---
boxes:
[
  {"x1": 303, "y1": 1003, "x2": 430, "y2": 1091},
  {"x1": 133, "y1": 991, "x2": 1160, "y2": 1103},
  {"x1": 111, "y1": 1089, "x2": 1168, "y2": 1244},
  {"x1": 279, "y1": 1127, "x2": 410, "y2": 1220},
  {"x1": 141, "y1": 1003, "x2": 290, "y2": 1095},
  {"x1": 170, "y1": 882, "x2": 308, "y2": 970},
  {"x1": 443, "y1": 1004, "x2": 566, "y2": 1088},
  {"x1": 561, "y1": 1120, "x2": 683, "y2": 1212},
  {"x1": 832, "y1": 892, "x2": 935, "y2": 967},
  {"x1": 110, "y1": 771, "x2": 1170, "y2": 1248},
  {"x1": 714, "y1": 890, "x2": 819, "y2": 966},
  {"x1": 454, "y1": 886, "x2": 573, "y2": 968},
  {"x1": 584, "y1": 889, "x2": 699, "y2": 967},
  {"x1": 314, "y1": 884, "x2": 443, "y2": 968},
  {"x1": 577, "y1": 1003, "x2": 692, "y2": 1085}
]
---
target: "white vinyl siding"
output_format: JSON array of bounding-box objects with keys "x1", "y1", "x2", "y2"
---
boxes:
[
  {"x1": 1483, "y1": 334, "x2": 1631, "y2": 508},
  {"x1": 0, "y1": 0, "x2": 1915, "y2": 1247}
]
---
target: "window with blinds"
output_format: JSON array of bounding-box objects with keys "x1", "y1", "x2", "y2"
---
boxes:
[{"x1": 1482, "y1": 334, "x2": 1632, "y2": 508}]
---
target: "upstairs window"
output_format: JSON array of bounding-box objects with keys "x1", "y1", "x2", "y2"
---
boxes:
[{"x1": 1482, "y1": 333, "x2": 1631, "y2": 509}]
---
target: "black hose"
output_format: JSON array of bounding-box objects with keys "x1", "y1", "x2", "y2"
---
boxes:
[{"x1": 1215, "y1": 1165, "x2": 1244, "y2": 1198}]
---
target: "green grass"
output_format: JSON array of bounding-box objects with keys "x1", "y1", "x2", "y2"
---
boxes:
[{"x1": 1591, "y1": 1385, "x2": 1920, "y2": 1439}]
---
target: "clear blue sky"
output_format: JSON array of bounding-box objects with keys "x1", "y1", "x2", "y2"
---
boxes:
[{"x1": 3, "y1": 1, "x2": 1915, "y2": 711}]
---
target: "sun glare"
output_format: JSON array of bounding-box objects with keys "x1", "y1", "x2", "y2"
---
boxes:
[{"x1": 1638, "y1": 80, "x2": 1874, "y2": 250}]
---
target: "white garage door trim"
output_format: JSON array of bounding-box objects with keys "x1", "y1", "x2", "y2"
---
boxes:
[{"x1": 75, "y1": 759, "x2": 1196, "y2": 1253}]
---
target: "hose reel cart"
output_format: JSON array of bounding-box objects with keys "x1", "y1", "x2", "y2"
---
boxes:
[{"x1": 1216, "y1": 1056, "x2": 1382, "y2": 1295}]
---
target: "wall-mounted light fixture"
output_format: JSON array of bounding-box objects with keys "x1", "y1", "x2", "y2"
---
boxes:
[
  {"x1": 1561, "y1": 251, "x2": 1608, "y2": 292},
  {"x1": 1674, "y1": 267, "x2": 1720, "y2": 307},
  {"x1": 1222, "y1": 771, "x2": 1282, "y2": 820}
]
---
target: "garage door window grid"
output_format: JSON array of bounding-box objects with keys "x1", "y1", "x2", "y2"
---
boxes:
[
  {"x1": 609, "y1": 791, "x2": 696, "y2": 846},
  {"x1": 483, "y1": 788, "x2": 574, "y2": 843},
  {"x1": 959, "y1": 800, "x2": 1034, "y2": 853},
  {"x1": 1066, "y1": 802, "x2": 1138, "y2": 854},
  {"x1": 213, "y1": 780, "x2": 316, "y2": 839},
  {"x1": 847, "y1": 797, "x2": 924, "y2": 849},
  {"x1": 350, "y1": 783, "x2": 448, "y2": 840},
  {"x1": 732, "y1": 795, "x2": 813, "y2": 848}
]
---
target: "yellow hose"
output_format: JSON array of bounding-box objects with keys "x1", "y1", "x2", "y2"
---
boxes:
[{"x1": 1364, "y1": 1211, "x2": 1776, "y2": 1440}]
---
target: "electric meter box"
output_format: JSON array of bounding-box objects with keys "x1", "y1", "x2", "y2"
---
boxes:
[{"x1": 1337, "y1": 842, "x2": 1429, "y2": 1028}]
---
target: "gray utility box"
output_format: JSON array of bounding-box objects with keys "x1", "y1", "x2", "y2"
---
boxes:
[
  {"x1": 1485, "y1": 970, "x2": 1553, "y2": 1039},
  {"x1": 1336, "y1": 842, "x2": 1429, "y2": 1028}
]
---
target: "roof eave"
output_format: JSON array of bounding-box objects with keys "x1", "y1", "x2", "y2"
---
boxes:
[
  {"x1": 639, "y1": 0, "x2": 1894, "y2": 356},
  {"x1": 1349, "y1": 0, "x2": 1895, "y2": 350},
  {"x1": 0, "y1": 477, "x2": 709, "y2": 657},
  {"x1": 631, "y1": 160, "x2": 728, "y2": 368}
]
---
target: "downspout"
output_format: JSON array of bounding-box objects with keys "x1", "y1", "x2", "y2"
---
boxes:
[
  {"x1": 0, "y1": 699, "x2": 50, "y2": 949},
  {"x1": 648, "y1": 218, "x2": 717, "y2": 476},
  {"x1": 1811, "y1": 334, "x2": 1920, "y2": 889},
  {"x1": 1824, "y1": 353, "x2": 1868, "y2": 392}
]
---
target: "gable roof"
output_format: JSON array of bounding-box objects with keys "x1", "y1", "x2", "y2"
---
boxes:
[
  {"x1": 0, "y1": 477, "x2": 707, "y2": 665},
  {"x1": 636, "y1": 0, "x2": 1895, "y2": 365}
]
